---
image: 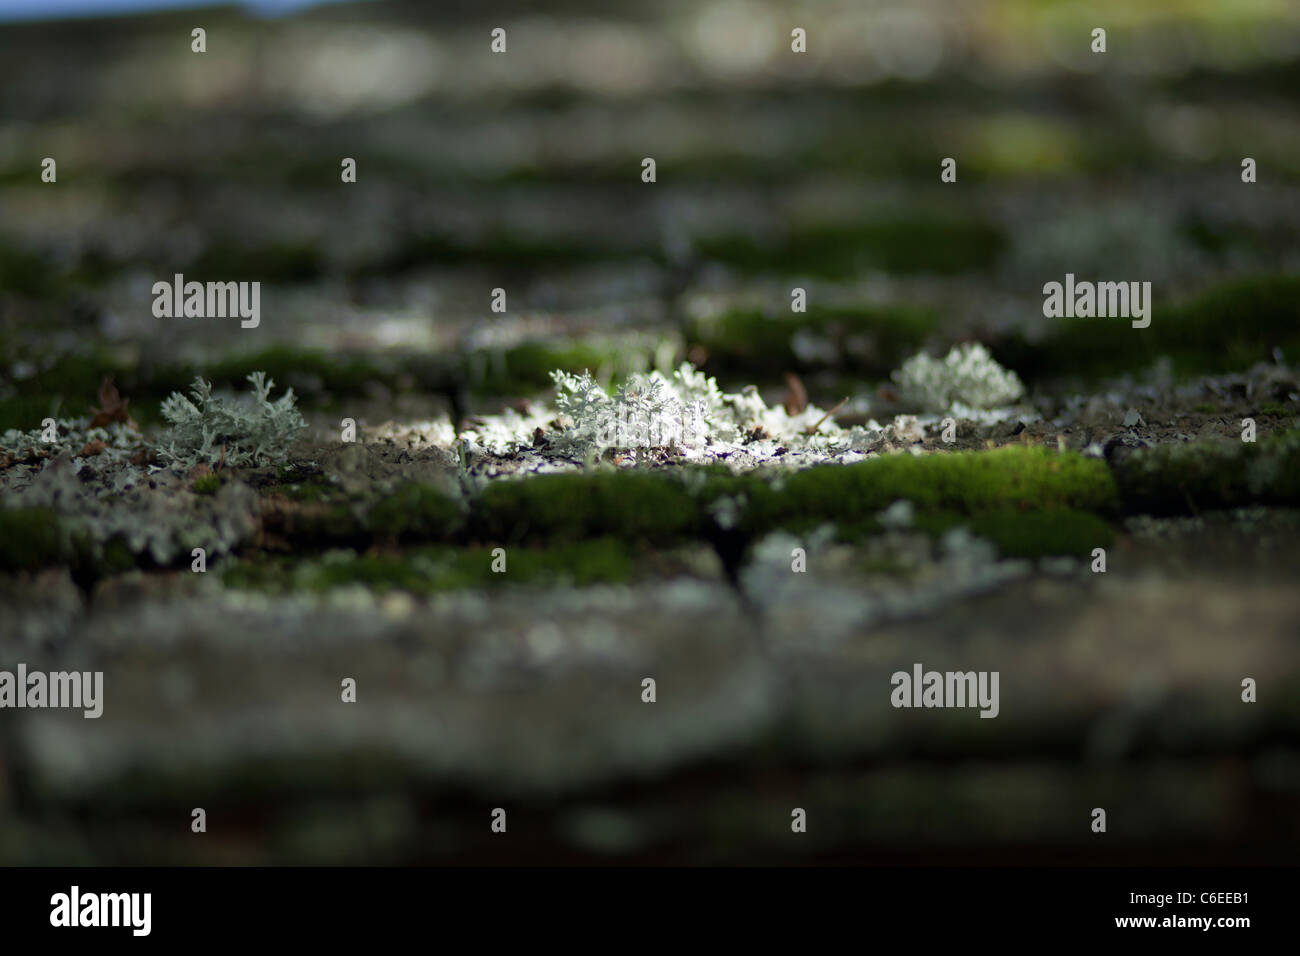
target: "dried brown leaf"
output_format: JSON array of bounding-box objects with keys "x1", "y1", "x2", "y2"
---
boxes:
[
  {"x1": 782, "y1": 372, "x2": 808, "y2": 416},
  {"x1": 88, "y1": 375, "x2": 136, "y2": 429}
]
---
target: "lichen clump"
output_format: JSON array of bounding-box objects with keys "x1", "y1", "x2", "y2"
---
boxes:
[
  {"x1": 156, "y1": 372, "x2": 306, "y2": 469},
  {"x1": 893, "y1": 343, "x2": 1025, "y2": 411},
  {"x1": 536, "y1": 361, "x2": 872, "y2": 460}
]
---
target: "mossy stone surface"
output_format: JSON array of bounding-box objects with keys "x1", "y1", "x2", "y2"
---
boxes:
[
  {"x1": 690, "y1": 303, "x2": 936, "y2": 376},
  {"x1": 367, "y1": 483, "x2": 464, "y2": 541},
  {"x1": 477, "y1": 470, "x2": 702, "y2": 545},
  {"x1": 0, "y1": 507, "x2": 70, "y2": 571},
  {"x1": 911, "y1": 508, "x2": 1115, "y2": 558},
  {"x1": 191, "y1": 474, "x2": 220, "y2": 495},
  {"x1": 996, "y1": 273, "x2": 1300, "y2": 382},
  {"x1": 1115, "y1": 428, "x2": 1300, "y2": 514},
  {"x1": 223, "y1": 539, "x2": 635, "y2": 594},
  {"x1": 757, "y1": 446, "x2": 1119, "y2": 533},
  {"x1": 694, "y1": 215, "x2": 1006, "y2": 278}
]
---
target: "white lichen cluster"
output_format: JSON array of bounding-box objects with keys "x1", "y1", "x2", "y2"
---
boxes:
[
  {"x1": 5, "y1": 449, "x2": 260, "y2": 564},
  {"x1": 156, "y1": 372, "x2": 306, "y2": 469},
  {"x1": 892, "y1": 343, "x2": 1024, "y2": 412},
  {"x1": 549, "y1": 363, "x2": 743, "y2": 454},
  {"x1": 1, "y1": 418, "x2": 143, "y2": 465},
  {"x1": 441, "y1": 361, "x2": 924, "y2": 474},
  {"x1": 547, "y1": 362, "x2": 850, "y2": 457}
]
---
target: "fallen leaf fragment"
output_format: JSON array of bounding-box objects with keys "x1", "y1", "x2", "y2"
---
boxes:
[{"x1": 88, "y1": 375, "x2": 136, "y2": 429}]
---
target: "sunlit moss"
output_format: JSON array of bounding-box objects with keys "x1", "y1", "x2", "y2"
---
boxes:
[
  {"x1": 757, "y1": 446, "x2": 1119, "y2": 533},
  {"x1": 475, "y1": 447, "x2": 1117, "y2": 546}
]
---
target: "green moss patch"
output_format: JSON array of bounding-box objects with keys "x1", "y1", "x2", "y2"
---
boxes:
[
  {"x1": 0, "y1": 508, "x2": 128, "y2": 577},
  {"x1": 368, "y1": 483, "x2": 464, "y2": 541},
  {"x1": 1256, "y1": 402, "x2": 1296, "y2": 419},
  {"x1": 465, "y1": 341, "x2": 629, "y2": 397},
  {"x1": 260, "y1": 499, "x2": 365, "y2": 546},
  {"x1": 0, "y1": 395, "x2": 70, "y2": 433},
  {"x1": 477, "y1": 470, "x2": 701, "y2": 545},
  {"x1": 5, "y1": 338, "x2": 656, "y2": 418},
  {"x1": 690, "y1": 303, "x2": 936, "y2": 376},
  {"x1": 475, "y1": 447, "x2": 1117, "y2": 547},
  {"x1": 0, "y1": 508, "x2": 74, "y2": 571},
  {"x1": 188, "y1": 239, "x2": 324, "y2": 284},
  {"x1": 356, "y1": 230, "x2": 649, "y2": 278},
  {"x1": 912, "y1": 508, "x2": 1114, "y2": 558},
  {"x1": 5, "y1": 351, "x2": 116, "y2": 411},
  {"x1": 191, "y1": 473, "x2": 221, "y2": 495},
  {"x1": 1115, "y1": 428, "x2": 1300, "y2": 515},
  {"x1": 260, "y1": 474, "x2": 340, "y2": 504},
  {"x1": 695, "y1": 215, "x2": 1006, "y2": 278},
  {"x1": 996, "y1": 273, "x2": 1300, "y2": 383},
  {"x1": 156, "y1": 346, "x2": 392, "y2": 400},
  {"x1": 0, "y1": 241, "x2": 72, "y2": 299},
  {"x1": 756, "y1": 446, "x2": 1118, "y2": 534}
]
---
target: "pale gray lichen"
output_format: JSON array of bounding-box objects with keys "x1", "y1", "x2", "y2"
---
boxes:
[
  {"x1": 2, "y1": 419, "x2": 145, "y2": 466},
  {"x1": 5, "y1": 450, "x2": 260, "y2": 565},
  {"x1": 892, "y1": 343, "x2": 1025, "y2": 411},
  {"x1": 545, "y1": 362, "x2": 879, "y2": 461},
  {"x1": 380, "y1": 361, "x2": 936, "y2": 476},
  {"x1": 550, "y1": 366, "x2": 706, "y2": 455},
  {"x1": 155, "y1": 372, "x2": 306, "y2": 469}
]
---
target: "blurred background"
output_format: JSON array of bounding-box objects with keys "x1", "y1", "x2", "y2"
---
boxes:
[
  {"x1": 2, "y1": 0, "x2": 1299, "y2": 864},
  {"x1": 3, "y1": 0, "x2": 1300, "y2": 418}
]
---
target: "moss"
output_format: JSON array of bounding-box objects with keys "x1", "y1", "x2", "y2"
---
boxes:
[
  {"x1": 464, "y1": 341, "x2": 623, "y2": 396},
  {"x1": 98, "y1": 535, "x2": 138, "y2": 575},
  {"x1": 187, "y1": 346, "x2": 389, "y2": 398},
  {"x1": 756, "y1": 446, "x2": 1119, "y2": 534},
  {"x1": 223, "y1": 539, "x2": 634, "y2": 594},
  {"x1": 0, "y1": 242, "x2": 68, "y2": 299},
  {"x1": 0, "y1": 508, "x2": 70, "y2": 571},
  {"x1": 912, "y1": 508, "x2": 1114, "y2": 558},
  {"x1": 1114, "y1": 428, "x2": 1300, "y2": 515},
  {"x1": 191, "y1": 473, "x2": 220, "y2": 495},
  {"x1": 280, "y1": 478, "x2": 337, "y2": 503},
  {"x1": 149, "y1": 341, "x2": 637, "y2": 404},
  {"x1": 694, "y1": 215, "x2": 1006, "y2": 278},
  {"x1": 367, "y1": 483, "x2": 463, "y2": 541},
  {"x1": 8, "y1": 351, "x2": 119, "y2": 408},
  {"x1": 475, "y1": 448, "x2": 1115, "y2": 549},
  {"x1": 261, "y1": 499, "x2": 364, "y2": 546},
  {"x1": 996, "y1": 273, "x2": 1300, "y2": 383},
  {"x1": 1257, "y1": 403, "x2": 1294, "y2": 418},
  {"x1": 0, "y1": 509, "x2": 149, "y2": 577},
  {"x1": 258, "y1": 468, "x2": 339, "y2": 504},
  {"x1": 5, "y1": 338, "x2": 638, "y2": 414},
  {"x1": 358, "y1": 231, "x2": 646, "y2": 278},
  {"x1": 0, "y1": 395, "x2": 66, "y2": 433},
  {"x1": 477, "y1": 470, "x2": 701, "y2": 544},
  {"x1": 690, "y1": 303, "x2": 937, "y2": 375},
  {"x1": 188, "y1": 239, "x2": 324, "y2": 284}
]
